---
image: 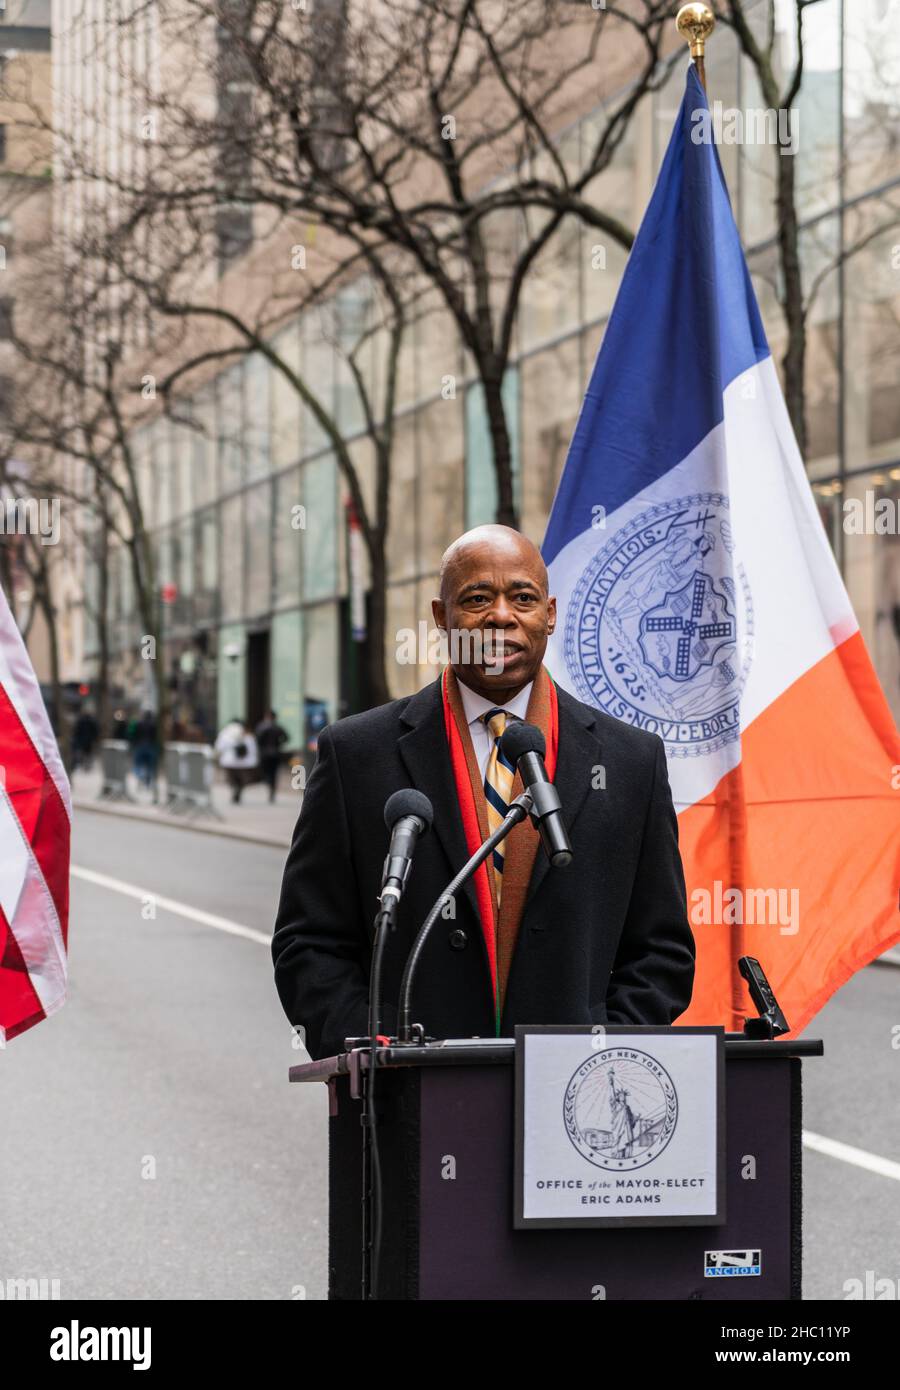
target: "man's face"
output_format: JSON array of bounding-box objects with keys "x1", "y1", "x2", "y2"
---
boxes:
[{"x1": 432, "y1": 537, "x2": 557, "y2": 700}]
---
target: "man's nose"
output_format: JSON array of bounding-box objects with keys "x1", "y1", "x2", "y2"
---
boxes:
[{"x1": 486, "y1": 597, "x2": 517, "y2": 626}]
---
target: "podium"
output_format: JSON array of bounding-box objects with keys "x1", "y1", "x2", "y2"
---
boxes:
[{"x1": 290, "y1": 1033, "x2": 822, "y2": 1300}]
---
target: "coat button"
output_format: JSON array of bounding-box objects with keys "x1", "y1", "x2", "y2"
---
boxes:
[{"x1": 448, "y1": 929, "x2": 468, "y2": 950}]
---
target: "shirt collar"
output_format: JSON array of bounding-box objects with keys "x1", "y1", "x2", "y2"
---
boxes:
[{"x1": 456, "y1": 674, "x2": 534, "y2": 729}]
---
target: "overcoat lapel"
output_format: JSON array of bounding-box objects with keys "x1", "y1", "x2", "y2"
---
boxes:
[{"x1": 396, "y1": 678, "x2": 481, "y2": 926}]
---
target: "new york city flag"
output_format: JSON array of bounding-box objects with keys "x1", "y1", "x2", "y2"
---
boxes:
[{"x1": 543, "y1": 65, "x2": 900, "y2": 1035}]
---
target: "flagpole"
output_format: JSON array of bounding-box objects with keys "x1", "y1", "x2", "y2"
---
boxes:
[
  {"x1": 676, "y1": 3, "x2": 715, "y2": 93},
  {"x1": 676, "y1": 4, "x2": 748, "y2": 1032}
]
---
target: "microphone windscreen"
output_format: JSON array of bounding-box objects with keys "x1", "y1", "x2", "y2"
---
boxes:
[
  {"x1": 384, "y1": 787, "x2": 434, "y2": 831},
  {"x1": 500, "y1": 720, "x2": 545, "y2": 764}
]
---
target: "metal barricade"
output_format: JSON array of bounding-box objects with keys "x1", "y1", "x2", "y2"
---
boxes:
[
  {"x1": 163, "y1": 742, "x2": 223, "y2": 821},
  {"x1": 163, "y1": 744, "x2": 182, "y2": 794},
  {"x1": 98, "y1": 740, "x2": 135, "y2": 802}
]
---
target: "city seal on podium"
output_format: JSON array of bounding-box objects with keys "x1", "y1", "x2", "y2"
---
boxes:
[
  {"x1": 563, "y1": 492, "x2": 753, "y2": 759},
  {"x1": 563, "y1": 1048, "x2": 678, "y2": 1171}
]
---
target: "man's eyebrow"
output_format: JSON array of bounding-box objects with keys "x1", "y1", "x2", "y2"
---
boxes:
[{"x1": 456, "y1": 577, "x2": 542, "y2": 598}]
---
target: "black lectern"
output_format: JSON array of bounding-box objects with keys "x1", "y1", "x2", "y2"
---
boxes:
[{"x1": 289, "y1": 1032, "x2": 822, "y2": 1300}]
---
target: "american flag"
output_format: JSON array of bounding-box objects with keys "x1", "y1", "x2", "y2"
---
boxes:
[{"x1": 0, "y1": 582, "x2": 70, "y2": 1043}]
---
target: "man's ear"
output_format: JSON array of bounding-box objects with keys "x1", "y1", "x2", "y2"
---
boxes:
[
  {"x1": 432, "y1": 597, "x2": 447, "y2": 630},
  {"x1": 547, "y1": 594, "x2": 557, "y2": 634}
]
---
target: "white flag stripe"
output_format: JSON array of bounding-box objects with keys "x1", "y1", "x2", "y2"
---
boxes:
[
  {"x1": 0, "y1": 588, "x2": 72, "y2": 820},
  {"x1": 0, "y1": 787, "x2": 68, "y2": 1014},
  {"x1": 0, "y1": 787, "x2": 30, "y2": 924},
  {"x1": 723, "y1": 359, "x2": 857, "y2": 735}
]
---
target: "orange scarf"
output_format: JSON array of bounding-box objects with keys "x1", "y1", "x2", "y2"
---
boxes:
[{"x1": 441, "y1": 665, "x2": 558, "y2": 1031}]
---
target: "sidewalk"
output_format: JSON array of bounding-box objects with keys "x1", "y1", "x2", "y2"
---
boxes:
[{"x1": 70, "y1": 764, "x2": 300, "y2": 848}]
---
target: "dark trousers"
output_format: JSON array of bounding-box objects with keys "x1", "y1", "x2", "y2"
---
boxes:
[
  {"x1": 226, "y1": 768, "x2": 246, "y2": 803},
  {"x1": 260, "y1": 755, "x2": 280, "y2": 801}
]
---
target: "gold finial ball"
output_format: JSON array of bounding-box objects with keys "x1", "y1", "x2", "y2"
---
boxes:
[{"x1": 676, "y1": 3, "x2": 716, "y2": 57}]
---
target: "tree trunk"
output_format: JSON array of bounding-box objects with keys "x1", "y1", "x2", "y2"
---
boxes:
[
  {"x1": 775, "y1": 146, "x2": 807, "y2": 458},
  {"x1": 482, "y1": 375, "x2": 518, "y2": 529},
  {"x1": 95, "y1": 553, "x2": 112, "y2": 739},
  {"x1": 366, "y1": 539, "x2": 392, "y2": 708},
  {"x1": 94, "y1": 490, "x2": 113, "y2": 738},
  {"x1": 36, "y1": 566, "x2": 66, "y2": 768},
  {"x1": 128, "y1": 531, "x2": 168, "y2": 740}
]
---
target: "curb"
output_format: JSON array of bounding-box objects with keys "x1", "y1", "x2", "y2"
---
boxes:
[{"x1": 72, "y1": 796, "x2": 293, "y2": 851}]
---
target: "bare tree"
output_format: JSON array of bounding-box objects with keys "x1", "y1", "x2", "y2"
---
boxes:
[{"x1": 57, "y1": 0, "x2": 680, "y2": 523}]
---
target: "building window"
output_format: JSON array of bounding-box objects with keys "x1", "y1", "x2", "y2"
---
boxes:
[
  {"x1": 0, "y1": 298, "x2": 12, "y2": 340},
  {"x1": 215, "y1": 204, "x2": 253, "y2": 272},
  {"x1": 0, "y1": 126, "x2": 7, "y2": 164},
  {"x1": 308, "y1": 0, "x2": 350, "y2": 172}
]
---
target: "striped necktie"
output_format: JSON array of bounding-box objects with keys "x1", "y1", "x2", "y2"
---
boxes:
[{"x1": 481, "y1": 708, "x2": 515, "y2": 904}]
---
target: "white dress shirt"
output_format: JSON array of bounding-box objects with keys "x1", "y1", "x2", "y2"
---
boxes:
[{"x1": 456, "y1": 676, "x2": 534, "y2": 784}]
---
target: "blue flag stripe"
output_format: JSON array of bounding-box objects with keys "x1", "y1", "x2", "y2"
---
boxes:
[{"x1": 543, "y1": 66, "x2": 770, "y2": 568}]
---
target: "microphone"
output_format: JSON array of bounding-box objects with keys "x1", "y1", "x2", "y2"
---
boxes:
[
  {"x1": 500, "y1": 721, "x2": 573, "y2": 868},
  {"x1": 381, "y1": 789, "x2": 433, "y2": 902}
]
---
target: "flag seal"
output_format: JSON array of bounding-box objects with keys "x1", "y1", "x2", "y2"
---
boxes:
[{"x1": 562, "y1": 491, "x2": 753, "y2": 758}]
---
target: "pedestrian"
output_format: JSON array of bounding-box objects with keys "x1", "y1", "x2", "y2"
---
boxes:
[
  {"x1": 215, "y1": 717, "x2": 259, "y2": 804},
  {"x1": 255, "y1": 708, "x2": 289, "y2": 803},
  {"x1": 131, "y1": 709, "x2": 159, "y2": 801},
  {"x1": 72, "y1": 705, "x2": 100, "y2": 771}
]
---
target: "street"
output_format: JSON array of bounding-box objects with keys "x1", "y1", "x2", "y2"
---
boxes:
[
  {"x1": 0, "y1": 809, "x2": 326, "y2": 1301},
  {"x1": 0, "y1": 806, "x2": 897, "y2": 1300}
]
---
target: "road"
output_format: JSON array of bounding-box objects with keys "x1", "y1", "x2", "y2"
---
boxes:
[
  {"x1": 0, "y1": 808, "x2": 897, "y2": 1300},
  {"x1": 0, "y1": 811, "x2": 326, "y2": 1301}
]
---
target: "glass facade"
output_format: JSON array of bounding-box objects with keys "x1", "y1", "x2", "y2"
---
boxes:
[{"x1": 87, "y1": 0, "x2": 900, "y2": 737}]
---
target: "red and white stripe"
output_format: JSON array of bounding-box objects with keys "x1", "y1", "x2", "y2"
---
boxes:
[{"x1": 0, "y1": 584, "x2": 71, "y2": 1043}]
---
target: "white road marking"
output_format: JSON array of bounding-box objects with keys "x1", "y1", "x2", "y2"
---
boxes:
[
  {"x1": 71, "y1": 865, "x2": 270, "y2": 946},
  {"x1": 803, "y1": 1130, "x2": 900, "y2": 1183}
]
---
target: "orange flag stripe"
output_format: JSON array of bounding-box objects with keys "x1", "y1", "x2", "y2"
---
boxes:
[{"x1": 677, "y1": 631, "x2": 900, "y2": 1035}]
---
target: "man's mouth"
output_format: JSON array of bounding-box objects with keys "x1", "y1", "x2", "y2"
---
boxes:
[{"x1": 486, "y1": 641, "x2": 523, "y2": 662}]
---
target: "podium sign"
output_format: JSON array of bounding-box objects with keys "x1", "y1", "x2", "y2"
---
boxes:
[{"x1": 515, "y1": 1025, "x2": 725, "y2": 1229}]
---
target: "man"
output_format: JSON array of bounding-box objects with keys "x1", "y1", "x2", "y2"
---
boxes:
[
  {"x1": 255, "y1": 709, "x2": 289, "y2": 803},
  {"x1": 131, "y1": 709, "x2": 159, "y2": 802},
  {"x1": 72, "y1": 704, "x2": 100, "y2": 772},
  {"x1": 273, "y1": 525, "x2": 695, "y2": 1060}
]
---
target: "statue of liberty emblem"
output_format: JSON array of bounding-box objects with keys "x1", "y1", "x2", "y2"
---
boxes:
[{"x1": 563, "y1": 1049, "x2": 678, "y2": 1171}]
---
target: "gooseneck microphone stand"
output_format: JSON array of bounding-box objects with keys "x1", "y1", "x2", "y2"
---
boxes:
[
  {"x1": 362, "y1": 889, "x2": 398, "y2": 1301},
  {"x1": 362, "y1": 787, "x2": 432, "y2": 1301},
  {"x1": 395, "y1": 790, "x2": 534, "y2": 1045}
]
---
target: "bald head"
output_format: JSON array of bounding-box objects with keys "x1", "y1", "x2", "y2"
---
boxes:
[
  {"x1": 432, "y1": 525, "x2": 556, "y2": 701},
  {"x1": 439, "y1": 525, "x2": 549, "y2": 604}
]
